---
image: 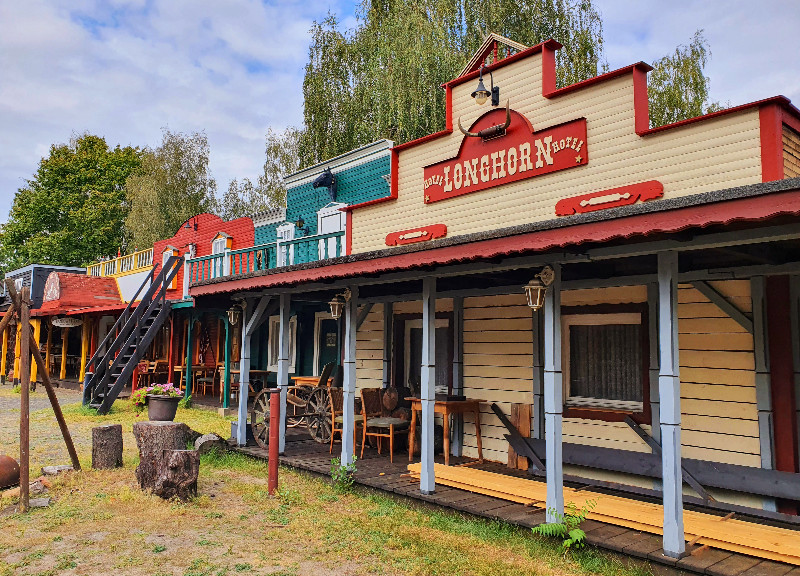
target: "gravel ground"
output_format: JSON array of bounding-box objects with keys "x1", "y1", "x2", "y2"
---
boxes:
[{"x1": 0, "y1": 383, "x2": 82, "y2": 414}]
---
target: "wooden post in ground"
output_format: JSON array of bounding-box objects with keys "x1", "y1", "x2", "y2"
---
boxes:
[
  {"x1": 60, "y1": 327, "x2": 70, "y2": 380},
  {"x1": 543, "y1": 263, "x2": 564, "y2": 523},
  {"x1": 44, "y1": 322, "x2": 52, "y2": 380},
  {"x1": 236, "y1": 307, "x2": 250, "y2": 446},
  {"x1": 30, "y1": 319, "x2": 41, "y2": 385},
  {"x1": 1, "y1": 325, "x2": 8, "y2": 381},
  {"x1": 657, "y1": 252, "x2": 685, "y2": 558},
  {"x1": 18, "y1": 287, "x2": 31, "y2": 513},
  {"x1": 277, "y1": 293, "x2": 291, "y2": 454},
  {"x1": 419, "y1": 278, "x2": 436, "y2": 494},
  {"x1": 79, "y1": 315, "x2": 90, "y2": 383}
]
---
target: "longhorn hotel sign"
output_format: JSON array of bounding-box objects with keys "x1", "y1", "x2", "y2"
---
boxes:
[{"x1": 422, "y1": 107, "x2": 588, "y2": 204}]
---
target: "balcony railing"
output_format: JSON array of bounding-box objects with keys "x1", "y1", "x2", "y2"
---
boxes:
[
  {"x1": 186, "y1": 231, "x2": 345, "y2": 286},
  {"x1": 87, "y1": 248, "x2": 154, "y2": 277}
]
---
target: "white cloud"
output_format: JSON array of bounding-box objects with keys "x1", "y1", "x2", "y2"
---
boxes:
[{"x1": 1, "y1": 0, "x2": 799, "y2": 226}]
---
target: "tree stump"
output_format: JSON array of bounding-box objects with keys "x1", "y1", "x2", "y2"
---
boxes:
[
  {"x1": 153, "y1": 450, "x2": 199, "y2": 501},
  {"x1": 91, "y1": 424, "x2": 123, "y2": 469},
  {"x1": 133, "y1": 421, "x2": 195, "y2": 491}
]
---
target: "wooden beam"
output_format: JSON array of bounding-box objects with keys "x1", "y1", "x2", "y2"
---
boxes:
[
  {"x1": 1, "y1": 326, "x2": 8, "y2": 379},
  {"x1": 658, "y1": 251, "x2": 685, "y2": 558},
  {"x1": 690, "y1": 280, "x2": 754, "y2": 333},
  {"x1": 451, "y1": 297, "x2": 464, "y2": 457},
  {"x1": 355, "y1": 302, "x2": 373, "y2": 330},
  {"x1": 245, "y1": 295, "x2": 271, "y2": 337},
  {"x1": 491, "y1": 403, "x2": 544, "y2": 470},
  {"x1": 420, "y1": 277, "x2": 436, "y2": 494},
  {"x1": 60, "y1": 327, "x2": 69, "y2": 380},
  {"x1": 44, "y1": 322, "x2": 52, "y2": 381},
  {"x1": 79, "y1": 315, "x2": 90, "y2": 383},
  {"x1": 382, "y1": 302, "x2": 392, "y2": 389},
  {"x1": 340, "y1": 286, "x2": 359, "y2": 466},
  {"x1": 752, "y1": 276, "x2": 777, "y2": 507},
  {"x1": 30, "y1": 319, "x2": 41, "y2": 385},
  {"x1": 543, "y1": 263, "x2": 563, "y2": 522},
  {"x1": 277, "y1": 293, "x2": 291, "y2": 454},
  {"x1": 18, "y1": 287, "x2": 31, "y2": 513},
  {"x1": 236, "y1": 305, "x2": 251, "y2": 446}
]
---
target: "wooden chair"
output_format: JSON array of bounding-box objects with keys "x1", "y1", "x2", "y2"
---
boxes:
[
  {"x1": 194, "y1": 366, "x2": 215, "y2": 397},
  {"x1": 360, "y1": 388, "x2": 409, "y2": 463},
  {"x1": 329, "y1": 387, "x2": 363, "y2": 455}
]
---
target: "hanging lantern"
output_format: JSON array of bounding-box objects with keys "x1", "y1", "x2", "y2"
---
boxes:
[
  {"x1": 523, "y1": 266, "x2": 555, "y2": 311},
  {"x1": 328, "y1": 295, "x2": 345, "y2": 320},
  {"x1": 226, "y1": 305, "x2": 241, "y2": 326}
]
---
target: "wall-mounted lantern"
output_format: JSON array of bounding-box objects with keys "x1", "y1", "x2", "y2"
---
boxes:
[
  {"x1": 226, "y1": 304, "x2": 241, "y2": 326},
  {"x1": 471, "y1": 65, "x2": 500, "y2": 107},
  {"x1": 295, "y1": 217, "x2": 310, "y2": 236},
  {"x1": 523, "y1": 266, "x2": 556, "y2": 311},
  {"x1": 328, "y1": 288, "x2": 351, "y2": 320}
]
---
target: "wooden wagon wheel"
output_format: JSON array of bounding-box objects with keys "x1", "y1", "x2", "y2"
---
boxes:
[
  {"x1": 250, "y1": 389, "x2": 271, "y2": 449},
  {"x1": 286, "y1": 385, "x2": 312, "y2": 428},
  {"x1": 305, "y1": 387, "x2": 332, "y2": 444}
]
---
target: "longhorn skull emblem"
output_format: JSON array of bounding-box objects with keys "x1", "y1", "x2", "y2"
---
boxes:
[{"x1": 458, "y1": 101, "x2": 511, "y2": 140}]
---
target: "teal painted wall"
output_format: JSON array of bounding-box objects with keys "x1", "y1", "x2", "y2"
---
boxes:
[{"x1": 253, "y1": 154, "x2": 390, "y2": 245}]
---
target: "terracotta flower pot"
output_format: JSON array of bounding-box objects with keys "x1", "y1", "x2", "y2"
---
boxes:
[{"x1": 147, "y1": 395, "x2": 181, "y2": 422}]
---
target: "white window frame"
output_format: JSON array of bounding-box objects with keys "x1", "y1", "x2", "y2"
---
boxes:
[
  {"x1": 317, "y1": 202, "x2": 348, "y2": 258},
  {"x1": 312, "y1": 311, "x2": 336, "y2": 376},
  {"x1": 276, "y1": 223, "x2": 296, "y2": 267},
  {"x1": 211, "y1": 236, "x2": 227, "y2": 278},
  {"x1": 267, "y1": 314, "x2": 297, "y2": 373},
  {"x1": 561, "y1": 312, "x2": 644, "y2": 412}
]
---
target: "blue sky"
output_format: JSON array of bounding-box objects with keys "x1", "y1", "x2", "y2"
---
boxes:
[{"x1": 1, "y1": 0, "x2": 799, "y2": 223}]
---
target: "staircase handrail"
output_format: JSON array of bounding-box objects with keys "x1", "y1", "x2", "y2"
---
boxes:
[
  {"x1": 86, "y1": 263, "x2": 157, "y2": 372},
  {"x1": 86, "y1": 255, "x2": 182, "y2": 391}
]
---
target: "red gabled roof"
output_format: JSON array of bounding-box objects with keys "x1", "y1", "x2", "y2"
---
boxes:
[{"x1": 32, "y1": 273, "x2": 125, "y2": 317}]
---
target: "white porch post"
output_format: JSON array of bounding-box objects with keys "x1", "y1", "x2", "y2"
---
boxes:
[
  {"x1": 277, "y1": 293, "x2": 291, "y2": 454},
  {"x1": 236, "y1": 303, "x2": 251, "y2": 446},
  {"x1": 420, "y1": 277, "x2": 437, "y2": 494},
  {"x1": 340, "y1": 286, "x2": 359, "y2": 466},
  {"x1": 647, "y1": 283, "x2": 662, "y2": 444},
  {"x1": 543, "y1": 264, "x2": 563, "y2": 522},
  {"x1": 532, "y1": 311, "x2": 545, "y2": 439},
  {"x1": 182, "y1": 260, "x2": 190, "y2": 299},
  {"x1": 658, "y1": 252, "x2": 685, "y2": 558}
]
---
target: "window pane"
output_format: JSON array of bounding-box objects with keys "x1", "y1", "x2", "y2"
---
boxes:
[{"x1": 569, "y1": 324, "x2": 641, "y2": 402}]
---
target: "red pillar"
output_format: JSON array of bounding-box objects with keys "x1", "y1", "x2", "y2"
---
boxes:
[{"x1": 766, "y1": 276, "x2": 799, "y2": 514}]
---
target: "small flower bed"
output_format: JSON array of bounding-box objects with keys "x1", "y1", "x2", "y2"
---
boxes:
[{"x1": 131, "y1": 382, "x2": 180, "y2": 414}]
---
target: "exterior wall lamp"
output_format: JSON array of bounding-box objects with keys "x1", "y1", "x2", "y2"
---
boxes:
[
  {"x1": 328, "y1": 288, "x2": 351, "y2": 320},
  {"x1": 295, "y1": 217, "x2": 310, "y2": 236},
  {"x1": 471, "y1": 65, "x2": 500, "y2": 107},
  {"x1": 184, "y1": 217, "x2": 198, "y2": 231},
  {"x1": 523, "y1": 266, "x2": 556, "y2": 311},
  {"x1": 226, "y1": 304, "x2": 241, "y2": 326}
]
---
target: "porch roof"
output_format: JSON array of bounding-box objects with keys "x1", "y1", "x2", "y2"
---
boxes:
[{"x1": 190, "y1": 178, "x2": 800, "y2": 297}]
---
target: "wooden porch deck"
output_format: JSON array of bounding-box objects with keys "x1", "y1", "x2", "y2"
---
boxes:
[{"x1": 234, "y1": 430, "x2": 800, "y2": 576}]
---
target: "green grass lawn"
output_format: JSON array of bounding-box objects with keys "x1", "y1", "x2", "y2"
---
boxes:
[{"x1": 0, "y1": 388, "x2": 654, "y2": 576}]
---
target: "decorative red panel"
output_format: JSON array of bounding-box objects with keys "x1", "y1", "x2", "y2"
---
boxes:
[
  {"x1": 555, "y1": 181, "x2": 664, "y2": 216},
  {"x1": 385, "y1": 224, "x2": 447, "y2": 246},
  {"x1": 423, "y1": 108, "x2": 588, "y2": 204}
]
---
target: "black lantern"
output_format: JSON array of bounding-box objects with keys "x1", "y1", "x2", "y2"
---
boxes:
[
  {"x1": 226, "y1": 305, "x2": 241, "y2": 326},
  {"x1": 523, "y1": 266, "x2": 555, "y2": 311},
  {"x1": 295, "y1": 217, "x2": 310, "y2": 236},
  {"x1": 328, "y1": 294, "x2": 345, "y2": 320},
  {"x1": 471, "y1": 66, "x2": 500, "y2": 107}
]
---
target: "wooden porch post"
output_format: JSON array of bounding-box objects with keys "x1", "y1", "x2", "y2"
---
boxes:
[
  {"x1": 59, "y1": 327, "x2": 69, "y2": 380},
  {"x1": 223, "y1": 316, "x2": 232, "y2": 409},
  {"x1": 451, "y1": 296, "x2": 464, "y2": 457},
  {"x1": 277, "y1": 293, "x2": 291, "y2": 454},
  {"x1": 341, "y1": 286, "x2": 359, "y2": 466},
  {"x1": 30, "y1": 319, "x2": 41, "y2": 383},
  {"x1": 1, "y1": 325, "x2": 8, "y2": 378},
  {"x1": 420, "y1": 277, "x2": 436, "y2": 494},
  {"x1": 657, "y1": 251, "x2": 685, "y2": 558},
  {"x1": 236, "y1": 304, "x2": 250, "y2": 446},
  {"x1": 44, "y1": 322, "x2": 52, "y2": 379},
  {"x1": 791, "y1": 275, "x2": 800, "y2": 468},
  {"x1": 543, "y1": 264, "x2": 563, "y2": 521},
  {"x1": 647, "y1": 283, "x2": 662, "y2": 444},
  {"x1": 382, "y1": 302, "x2": 393, "y2": 389},
  {"x1": 184, "y1": 316, "x2": 194, "y2": 399},
  {"x1": 167, "y1": 315, "x2": 175, "y2": 384},
  {"x1": 79, "y1": 315, "x2": 90, "y2": 383}
]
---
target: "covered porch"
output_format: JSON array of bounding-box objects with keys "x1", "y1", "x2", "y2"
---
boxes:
[{"x1": 192, "y1": 180, "x2": 800, "y2": 567}]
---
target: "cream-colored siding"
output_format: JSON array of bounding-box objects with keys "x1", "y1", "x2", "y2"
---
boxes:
[
  {"x1": 355, "y1": 303, "x2": 384, "y2": 392},
  {"x1": 784, "y1": 125, "x2": 800, "y2": 178},
  {"x1": 351, "y1": 52, "x2": 763, "y2": 253}
]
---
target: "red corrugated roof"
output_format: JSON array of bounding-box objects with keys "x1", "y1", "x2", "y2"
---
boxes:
[
  {"x1": 33, "y1": 273, "x2": 125, "y2": 317},
  {"x1": 190, "y1": 188, "x2": 800, "y2": 297}
]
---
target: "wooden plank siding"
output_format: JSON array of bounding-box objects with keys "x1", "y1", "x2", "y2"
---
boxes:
[
  {"x1": 351, "y1": 52, "x2": 763, "y2": 254},
  {"x1": 784, "y1": 125, "x2": 800, "y2": 179},
  {"x1": 351, "y1": 281, "x2": 763, "y2": 504}
]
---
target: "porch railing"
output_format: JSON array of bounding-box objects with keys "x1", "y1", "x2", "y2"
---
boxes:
[
  {"x1": 87, "y1": 248, "x2": 154, "y2": 277},
  {"x1": 185, "y1": 230, "x2": 345, "y2": 285}
]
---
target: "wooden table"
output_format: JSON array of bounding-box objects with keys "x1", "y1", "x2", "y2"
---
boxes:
[
  {"x1": 407, "y1": 397, "x2": 484, "y2": 466},
  {"x1": 291, "y1": 376, "x2": 332, "y2": 387}
]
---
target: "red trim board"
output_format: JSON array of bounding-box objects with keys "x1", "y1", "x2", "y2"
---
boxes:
[
  {"x1": 556, "y1": 181, "x2": 663, "y2": 216},
  {"x1": 386, "y1": 224, "x2": 447, "y2": 246}
]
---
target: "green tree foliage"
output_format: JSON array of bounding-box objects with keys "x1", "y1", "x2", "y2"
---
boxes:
[
  {"x1": 648, "y1": 30, "x2": 724, "y2": 128},
  {"x1": 218, "y1": 127, "x2": 302, "y2": 220},
  {"x1": 0, "y1": 134, "x2": 142, "y2": 270},
  {"x1": 301, "y1": 0, "x2": 606, "y2": 165},
  {"x1": 125, "y1": 129, "x2": 217, "y2": 248}
]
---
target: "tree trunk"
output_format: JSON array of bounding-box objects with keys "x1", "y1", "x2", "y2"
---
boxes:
[
  {"x1": 153, "y1": 450, "x2": 199, "y2": 501},
  {"x1": 133, "y1": 421, "x2": 195, "y2": 490},
  {"x1": 91, "y1": 424, "x2": 123, "y2": 469}
]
